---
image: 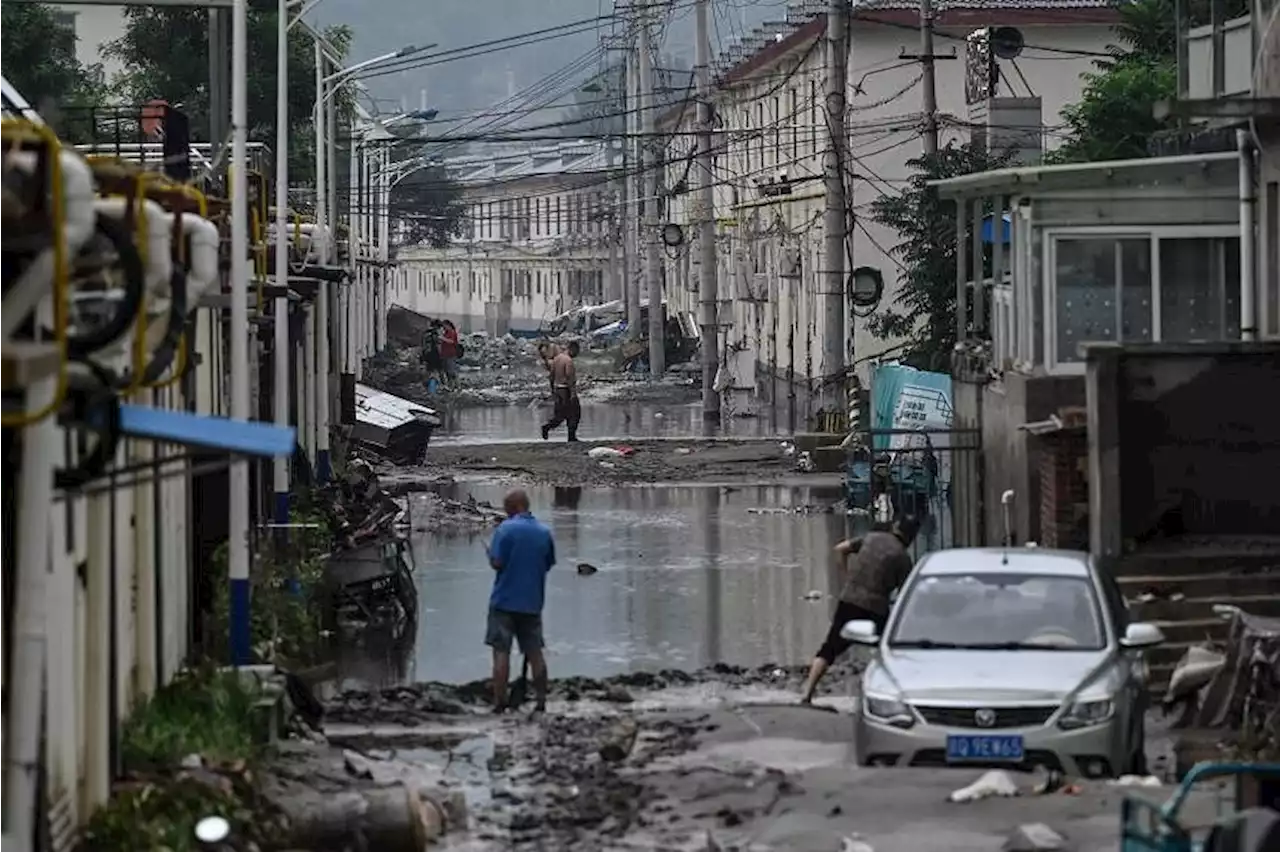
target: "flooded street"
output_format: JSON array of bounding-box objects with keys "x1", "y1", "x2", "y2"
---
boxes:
[
  {"x1": 403, "y1": 482, "x2": 846, "y2": 685},
  {"x1": 431, "y1": 399, "x2": 782, "y2": 445}
]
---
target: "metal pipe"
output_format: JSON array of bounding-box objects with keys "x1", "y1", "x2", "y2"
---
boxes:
[
  {"x1": 304, "y1": 303, "x2": 317, "y2": 466},
  {"x1": 314, "y1": 41, "x2": 328, "y2": 264},
  {"x1": 4, "y1": 376, "x2": 58, "y2": 851},
  {"x1": 273, "y1": 0, "x2": 291, "y2": 526},
  {"x1": 228, "y1": 0, "x2": 252, "y2": 666},
  {"x1": 1237, "y1": 128, "x2": 1257, "y2": 341}
]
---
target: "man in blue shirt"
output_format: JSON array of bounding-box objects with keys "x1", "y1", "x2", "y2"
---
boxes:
[{"x1": 485, "y1": 489, "x2": 556, "y2": 713}]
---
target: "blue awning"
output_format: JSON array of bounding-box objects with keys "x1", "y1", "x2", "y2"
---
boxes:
[
  {"x1": 117, "y1": 405, "x2": 297, "y2": 456},
  {"x1": 982, "y1": 213, "x2": 1012, "y2": 245}
]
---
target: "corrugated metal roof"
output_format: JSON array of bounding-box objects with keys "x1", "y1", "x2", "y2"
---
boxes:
[
  {"x1": 439, "y1": 141, "x2": 615, "y2": 187},
  {"x1": 355, "y1": 384, "x2": 441, "y2": 431}
]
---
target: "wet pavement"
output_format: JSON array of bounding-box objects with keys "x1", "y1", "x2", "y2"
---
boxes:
[
  {"x1": 432, "y1": 399, "x2": 780, "y2": 446},
  {"x1": 396, "y1": 481, "x2": 848, "y2": 686}
]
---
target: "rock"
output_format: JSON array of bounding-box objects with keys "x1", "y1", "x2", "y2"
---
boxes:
[
  {"x1": 601, "y1": 684, "x2": 634, "y2": 703},
  {"x1": 577, "y1": 562, "x2": 599, "y2": 576},
  {"x1": 598, "y1": 717, "x2": 640, "y2": 763},
  {"x1": 1003, "y1": 823, "x2": 1069, "y2": 851},
  {"x1": 343, "y1": 749, "x2": 374, "y2": 780}
]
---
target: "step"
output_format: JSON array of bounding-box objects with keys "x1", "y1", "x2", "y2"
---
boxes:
[
  {"x1": 1129, "y1": 594, "x2": 1280, "y2": 623},
  {"x1": 1113, "y1": 545, "x2": 1280, "y2": 578},
  {"x1": 1149, "y1": 618, "x2": 1234, "y2": 647},
  {"x1": 1118, "y1": 572, "x2": 1280, "y2": 600}
]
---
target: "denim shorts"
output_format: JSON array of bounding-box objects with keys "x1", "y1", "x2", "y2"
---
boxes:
[{"x1": 485, "y1": 608, "x2": 544, "y2": 654}]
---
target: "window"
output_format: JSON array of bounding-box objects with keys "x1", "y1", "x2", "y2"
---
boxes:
[
  {"x1": 741, "y1": 109, "x2": 751, "y2": 174},
  {"x1": 1159, "y1": 237, "x2": 1241, "y2": 341},
  {"x1": 789, "y1": 87, "x2": 799, "y2": 162},
  {"x1": 554, "y1": 196, "x2": 562, "y2": 236},
  {"x1": 1052, "y1": 237, "x2": 1151, "y2": 363},
  {"x1": 755, "y1": 102, "x2": 765, "y2": 174},
  {"x1": 810, "y1": 80, "x2": 820, "y2": 155},
  {"x1": 772, "y1": 96, "x2": 781, "y2": 169}
]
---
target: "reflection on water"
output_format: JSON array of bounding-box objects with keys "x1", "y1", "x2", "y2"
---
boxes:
[
  {"x1": 404, "y1": 482, "x2": 849, "y2": 684},
  {"x1": 432, "y1": 401, "x2": 785, "y2": 445}
]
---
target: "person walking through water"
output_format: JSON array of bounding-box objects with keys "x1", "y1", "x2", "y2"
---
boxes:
[
  {"x1": 541, "y1": 341, "x2": 581, "y2": 442},
  {"x1": 485, "y1": 488, "x2": 556, "y2": 714},
  {"x1": 799, "y1": 514, "x2": 920, "y2": 704}
]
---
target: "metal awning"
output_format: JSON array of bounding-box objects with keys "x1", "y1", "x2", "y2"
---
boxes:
[{"x1": 927, "y1": 151, "x2": 1239, "y2": 199}]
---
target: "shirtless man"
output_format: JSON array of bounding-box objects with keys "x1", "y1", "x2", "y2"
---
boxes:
[{"x1": 540, "y1": 341, "x2": 581, "y2": 442}]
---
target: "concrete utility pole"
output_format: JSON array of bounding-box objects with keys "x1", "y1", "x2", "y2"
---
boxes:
[
  {"x1": 919, "y1": 0, "x2": 939, "y2": 155},
  {"x1": 625, "y1": 41, "x2": 642, "y2": 339},
  {"x1": 695, "y1": 0, "x2": 718, "y2": 419},
  {"x1": 639, "y1": 5, "x2": 665, "y2": 377},
  {"x1": 821, "y1": 0, "x2": 848, "y2": 420}
]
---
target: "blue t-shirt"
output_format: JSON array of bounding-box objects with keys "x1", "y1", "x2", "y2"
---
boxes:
[{"x1": 489, "y1": 512, "x2": 556, "y2": 614}]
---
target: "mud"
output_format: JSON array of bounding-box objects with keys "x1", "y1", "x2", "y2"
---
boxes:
[
  {"x1": 396, "y1": 491, "x2": 505, "y2": 538},
  {"x1": 414, "y1": 439, "x2": 813, "y2": 486}
]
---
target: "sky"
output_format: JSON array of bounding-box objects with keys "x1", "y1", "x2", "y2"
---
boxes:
[{"x1": 310, "y1": 0, "x2": 783, "y2": 129}]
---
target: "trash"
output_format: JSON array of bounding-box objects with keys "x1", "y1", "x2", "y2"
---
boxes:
[
  {"x1": 588, "y1": 446, "x2": 626, "y2": 459},
  {"x1": 1164, "y1": 644, "x2": 1226, "y2": 705},
  {"x1": 1002, "y1": 823, "x2": 1068, "y2": 851},
  {"x1": 344, "y1": 749, "x2": 375, "y2": 779},
  {"x1": 180, "y1": 753, "x2": 203, "y2": 769},
  {"x1": 842, "y1": 837, "x2": 875, "y2": 852},
  {"x1": 600, "y1": 684, "x2": 634, "y2": 703},
  {"x1": 802, "y1": 590, "x2": 824, "y2": 601},
  {"x1": 576, "y1": 562, "x2": 599, "y2": 576},
  {"x1": 1108, "y1": 774, "x2": 1162, "y2": 787},
  {"x1": 674, "y1": 447, "x2": 693, "y2": 455},
  {"x1": 948, "y1": 769, "x2": 1020, "y2": 803},
  {"x1": 797, "y1": 451, "x2": 815, "y2": 473},
  {"x1": 780, "y1": 441, "x2": 796, "y2": 457},
  {"x1": 599, "y1": 461, "x2": 616, "y2": 470}
]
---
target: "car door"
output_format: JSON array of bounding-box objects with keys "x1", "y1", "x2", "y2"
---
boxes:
[{"x1": 1097, "y1": 567, "x2": 1146, "y2": 751}]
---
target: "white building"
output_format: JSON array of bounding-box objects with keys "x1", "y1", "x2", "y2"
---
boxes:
[
  {"x1": 659, "y1": 0, "x2": 1118, "y2": 423},
  {"x1": 54, "y1": 4, "x2": 128, "y2": 82},
  {"x1": 390, "y1": 141, "x2": 619, "y2": 336}
]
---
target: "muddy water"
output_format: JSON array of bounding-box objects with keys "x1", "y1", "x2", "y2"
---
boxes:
[
  {"x1": 382, "y1": 482, "x2": 850, "y2": 686},
  {"x1": 432, "y1": 401, "x2": 782, "y2": 445}
]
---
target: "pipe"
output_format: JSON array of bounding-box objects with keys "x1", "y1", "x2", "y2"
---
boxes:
[
  {"x1": 314, "y1": 41, "x2": 328, "y2": 265},
  {"x1": 304, "y1": 303, "x2": 317, "y2": 468},
  {"x1": 1237, "y1": 129, "x2": 1256, "y2": 341},
  {"x1": 228, "y1": 0, "x2": 252, "y2": 666},
  {"x1": 273, "y1": 0, "x2": 290, "y2": 527},
  {"x1": 3, "y1": 376, "x2": 59, "y2": 851}
]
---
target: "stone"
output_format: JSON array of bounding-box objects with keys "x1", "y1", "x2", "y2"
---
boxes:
[{"x1": 1003, "y1": 823, "x2": 1070, "y2": 851}]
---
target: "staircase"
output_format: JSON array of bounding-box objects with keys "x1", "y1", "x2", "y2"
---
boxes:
[{"x1": 1116, "y1": 538, "x2": 1280, "y2": 694}]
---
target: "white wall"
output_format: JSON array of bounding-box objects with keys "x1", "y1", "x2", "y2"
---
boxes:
[{"x1": 55, "y1": 4, "x2": 128, "y2": 82}]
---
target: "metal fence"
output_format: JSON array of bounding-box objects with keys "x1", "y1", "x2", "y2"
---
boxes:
[{"x1": 843, "y1": 428, "x2": 985, "y2": 558}]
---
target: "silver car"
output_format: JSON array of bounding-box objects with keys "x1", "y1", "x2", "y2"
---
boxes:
[{"x1": 844, "y1": 547, "x2": 1164, "y2": 778}]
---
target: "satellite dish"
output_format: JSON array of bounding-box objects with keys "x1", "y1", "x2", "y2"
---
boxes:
[{"x1": 991, "y1": 27, "x2": 1025, "y2": 60}]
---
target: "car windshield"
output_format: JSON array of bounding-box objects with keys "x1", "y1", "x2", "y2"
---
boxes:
[{"x1": 889, "y1": 572, "x2": 1105, "y2": 651}]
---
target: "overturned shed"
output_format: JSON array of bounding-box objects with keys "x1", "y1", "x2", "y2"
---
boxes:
[{"x1": 352, "y1": 384, "x2": 441, "y2": 464}]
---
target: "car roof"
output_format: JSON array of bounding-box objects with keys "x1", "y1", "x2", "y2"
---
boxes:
[{"x1": 915, "y1": 547, "x2": 1093, "y2": 578}]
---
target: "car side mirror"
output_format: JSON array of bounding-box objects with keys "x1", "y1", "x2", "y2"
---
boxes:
[
  {"x1": 839, "y1": 619, "x2": 880, "y2": 646},
  {"x1": 1119, "y1": 622, "x2": 1165, "y2": 649}
]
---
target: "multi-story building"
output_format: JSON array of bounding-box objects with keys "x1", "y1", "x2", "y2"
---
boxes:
[
  {"x1": 390, "y1": 141, "x2": 620, "y2": 336},
  {"x1": 659, "y1": 0, "x2": 1118, "y2": 423}
]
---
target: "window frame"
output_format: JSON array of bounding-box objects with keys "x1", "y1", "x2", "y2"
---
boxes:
[{"x1": 1041, "y1": 224, "x2": 1241, "y2": 374}]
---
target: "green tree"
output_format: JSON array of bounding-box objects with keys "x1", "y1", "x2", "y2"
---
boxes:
[
  {"x1": 1, "y1": 3, "x2": 107, "y2": 139},
  {"x1": 1050, "y1": 0, "x2": 1178, "y2": 164},
  {"x1": 103, "y1": 8, "x2": 351, "y2": 178},
  {"x1": 867, "y1": 143, "x2": 1013, "y2": 372},
  {"x1": 388, "y1": 162, "x2": 468, "y2": 248}
]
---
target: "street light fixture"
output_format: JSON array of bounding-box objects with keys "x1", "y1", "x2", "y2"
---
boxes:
[{"x1": 321, "y1": 44, "x2": 434, "y2": 87}]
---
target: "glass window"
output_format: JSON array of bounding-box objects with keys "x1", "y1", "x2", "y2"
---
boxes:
[
  {"x1": 1159, "y1": 237, "x2": 1241, "y2": 341},
  {"x1": 1053, "y1": 237, "x2": 1151, "y2": 363},
  {"x1": 890, "y1": 572, "x2": 1105, "y2": 650}
]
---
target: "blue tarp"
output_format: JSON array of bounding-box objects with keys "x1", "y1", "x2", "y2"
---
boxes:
[{"x1": 982, "y1": 213, "x2": 1012, "y2": 245}]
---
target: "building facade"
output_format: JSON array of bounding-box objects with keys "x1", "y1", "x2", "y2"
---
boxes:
[
  {"x1": 659, "y1": 0, "x2": 1117, "y2": 423},
  {"x1": 390, "y1": 142, "x2": 619, "y2": 336}
]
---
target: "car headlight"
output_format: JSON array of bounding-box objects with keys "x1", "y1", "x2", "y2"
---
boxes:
[
  {"x1": 1058, "y1": 698, "x2": 1115, "y2": 729},
  {"x1": 863, "y1": 693, "x2": 915, "y2": 728}
]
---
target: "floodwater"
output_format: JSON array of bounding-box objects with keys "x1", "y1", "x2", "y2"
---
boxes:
[
  {"x1": 379, "y1": 481, "x2": 851, "y2": 686},
  {"x1": 432, "y1": 401, "x2": 783, "y2": 445}
]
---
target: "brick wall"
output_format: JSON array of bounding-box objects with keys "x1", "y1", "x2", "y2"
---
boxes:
[{"x1": 1039, "y1": 430, "x2": 1089, "y2": 549}]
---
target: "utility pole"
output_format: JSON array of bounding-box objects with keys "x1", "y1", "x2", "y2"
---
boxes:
[
  {"x1": 901, "y1": 0, "x2": 954, "y2": 156},
  {"x1": 639, "y1": 4, "x2": 665, "y2": 377},
  {"x1": 821, "y1": 0, "x2": 848, "y2": 422},
  {"x1": 919, "y1": 0, "x2": 938, "y2": 155},
  {"x1": 695, "y1": 0, "x2": 718, "y2": 420},
  {"x1": 272, "y1": 0, "x2": 290, "y2": 525},
  {"x1": 625, "y1": 39, "x2": 641, "y2": 340}
]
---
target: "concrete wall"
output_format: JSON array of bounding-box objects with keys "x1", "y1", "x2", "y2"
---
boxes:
[
  {"x1": 1115, "y1": 346, "x2": 1280, "y2": 541},
  {"x1": 978, "y1": 372, "x2": 1085, "y2": 544}
]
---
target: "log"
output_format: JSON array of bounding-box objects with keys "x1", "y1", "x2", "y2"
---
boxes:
[
  {"x1": 279, "y1": 783, "x2": 442, "y2": 852},
  {"x1": 598, "y1": 717, "x2": 639, "y2": 763}
]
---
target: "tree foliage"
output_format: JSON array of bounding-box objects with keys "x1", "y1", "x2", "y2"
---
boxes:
[
  {"x1": 867, "y1": 143, "x2": 1013, "y2": 372},
  {"x1": 103, "y1": 8, "x2": 351, "y2": 177},
  {"x1": 1050, "y1": 0, "x2": 1178, "y2": 164},
  {"x1": 1, "y1": 3, "x2": 107, "y2": 139},
  {"x1": 389, "y1": 163, "x2": 468, "y2": 248}
]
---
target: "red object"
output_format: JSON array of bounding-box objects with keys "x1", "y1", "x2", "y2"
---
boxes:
[
  {"x1": 615, "y1": 446, "x2": 635, "y2": 456},
  {"x1": 439, "y1": 326, "x2": 459, "y2": 358}
]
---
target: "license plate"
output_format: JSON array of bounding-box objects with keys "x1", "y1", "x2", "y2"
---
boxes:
[{"x1": 946, "y1": 734, "x2": 1024, "y2": 762}]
